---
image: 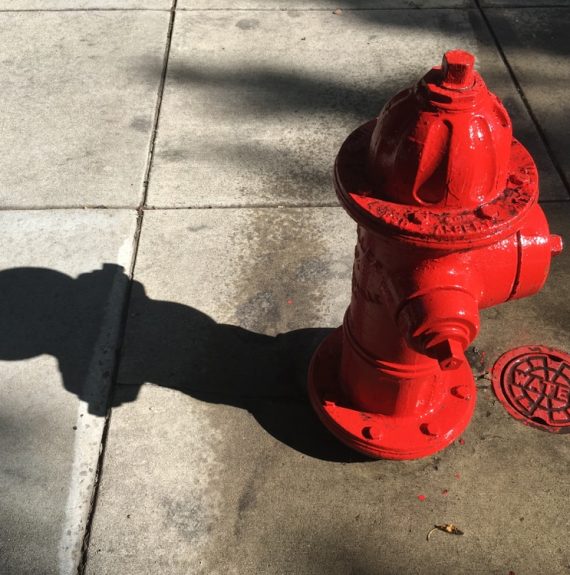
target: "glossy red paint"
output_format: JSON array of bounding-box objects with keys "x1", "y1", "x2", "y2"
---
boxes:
[{"x1": 308, "y1": 51, "x2": 562, "y2": 460}]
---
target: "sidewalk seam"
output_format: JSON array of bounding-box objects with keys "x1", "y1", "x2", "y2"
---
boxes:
[
  {"x1": 1, "y1": 5, "x2": 567, "y2": 13},
  {"x1": 176, "y1": 6, "x2": 476, "y2": 10},
  {"x1": 0, "y1": 7, "x2": 169, "y2": 11},
  {"x1": 475, "y1": 0, "x2": 570, "y2": 198},
  {"x1": 77, "y1": 1, "x2": 178, "y2": 573},
  {"x1": 145, "y1": 202, "x2": 343, "y2": 209},
  {"x1": 0, "y1": 6, "x2": 473, "y2": 13}
]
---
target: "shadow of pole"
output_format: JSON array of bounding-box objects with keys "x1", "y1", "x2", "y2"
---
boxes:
[{"x1": 0, "y1": 264, "x2": 365, "y2": 463}]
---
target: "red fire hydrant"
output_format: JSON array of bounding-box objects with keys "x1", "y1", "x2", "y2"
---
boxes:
[{"x1": 308, "y1": 50, "x2": 563, "y2": 460}]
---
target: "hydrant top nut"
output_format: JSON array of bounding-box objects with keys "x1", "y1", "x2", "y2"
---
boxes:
[{"x1": 441, "y1": 50, "x2": 475, "y2": 90}]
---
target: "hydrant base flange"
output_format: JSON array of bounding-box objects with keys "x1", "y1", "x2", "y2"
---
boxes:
[{"x1": 308, "y1": 328, "x2": 476, "y2": 460}]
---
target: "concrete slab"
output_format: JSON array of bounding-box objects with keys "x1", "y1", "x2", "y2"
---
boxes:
[
  {"x1": 0, "y1": 210, "x2": 136, "y2": 575},
  {"x1": 481, "y1": 1, "x2": 567, "y2": 6},
  {"x1": 0, "y1": 11, "x2": 169, "y2": 208},
  {"x1": 0, "y1": 1, "x2": 170, "y2": 8},
  {"x1": 147, "y1": 9, "x2": 566, "y2": 208},
  {"x1": 179, "y1": 1, "x2": 474, "y2": 9},
  {"x1": 116, "y1": 207, "x2": 354, "y2": 398},
  {"x1": 86, "y1": 204, "x2": 570, "y2": 574},
  {"x1": 486, "y1": 8, "x2": 570, "y2": 193}
]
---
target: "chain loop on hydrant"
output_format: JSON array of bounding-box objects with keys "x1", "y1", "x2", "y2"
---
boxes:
[{"x1": 308, "y1": 50, "x2": 563, "y2": 460}]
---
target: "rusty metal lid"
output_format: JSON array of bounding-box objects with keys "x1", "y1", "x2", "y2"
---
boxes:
[{"x1": 492, "y1": 345, "x2": 570, "y2": 433}]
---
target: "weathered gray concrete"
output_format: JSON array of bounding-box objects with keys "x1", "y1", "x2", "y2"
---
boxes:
[
  {"x1": 0, "y1": 0, "x2": 170, "y2": 8},
  {"x1": 117, "y1": 207, "x2": 353, "y2": 377},
  {"x1": 147, "y1": 9, "x2": 566, "y2": 208},
  {"x1": 482, "y1": 0, "x2": 567, "y2": 6},
  {"x1": 86, "y1": 205, "x2": 570, "y2": 575},
  {"x1": 179, "y1": 1, "x2": 474, "y2": 8},
  {"x1": 0, "y1": 11, "x2": 168, "y2": 208},
  {"x1": 110, "y1": 207, "x2": 353, "y2": 404},
  {"x1": 487, "y1": 8, "x2": 570, "y2": 191},
  {"x1": 0, "y1": 210, "x2": 136, "y2": 575}
]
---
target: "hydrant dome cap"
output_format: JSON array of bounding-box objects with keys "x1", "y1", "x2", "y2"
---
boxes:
[
  {"x1": 366, "y1": 50, "x2": 514, "y2": 210},
  {"x1": 441, "y1": 50, "x2": 475, "y2": 90}
]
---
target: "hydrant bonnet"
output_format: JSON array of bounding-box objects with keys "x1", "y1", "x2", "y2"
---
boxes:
[{"x1": 368, "y1": 50, "x2": 513, "y2": 210}]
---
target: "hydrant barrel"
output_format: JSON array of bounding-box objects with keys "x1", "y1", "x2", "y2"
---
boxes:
[{"x1": 308, "y1": 50, "x2": 562, "y2": 460}]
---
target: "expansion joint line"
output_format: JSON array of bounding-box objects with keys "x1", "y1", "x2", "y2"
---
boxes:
[
  {"x1": 76, "y1": 2, "x2": 178, "y2": 574},
  {"x1": 474, "y1": 0, "x2": 569, "y2": 197}
]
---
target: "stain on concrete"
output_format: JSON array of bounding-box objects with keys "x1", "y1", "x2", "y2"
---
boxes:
[
  {"x1": 234, "y1": 290, "x2": 281, "y2": 334},
  {"x1": 162, "y1": 496, "x2": 213, "y2": 542},
  {"x1": 130, "y1": 116, "x2": 151, "y2": 133},
  {"x1": 236, "y1": 19, "x2": 259, "y2": 31},
  {"x1": 295, "y1": 258, "x2": 330, "y2": 283},
  {"x1": 157, "y1": 149, "x2": 187, "y2": 163},
  {"x1": 229, "y1": 209, "x2": 332, "y2": 335}
]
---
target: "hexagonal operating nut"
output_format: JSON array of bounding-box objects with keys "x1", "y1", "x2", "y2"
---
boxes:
[
  {"x1": 434, "y1": 339, "x2": 465, "y2": 371},
  {"x1": 441, "y1": 50, "x2": 475, "y2": 90}
]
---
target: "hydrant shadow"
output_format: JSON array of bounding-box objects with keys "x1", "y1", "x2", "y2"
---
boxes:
[{"x1": 0, "y1": 264, "x2": 364, "y2": 462}]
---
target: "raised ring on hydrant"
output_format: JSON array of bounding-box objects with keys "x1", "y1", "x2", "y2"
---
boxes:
[{"x1": 308, "y1": 50, "x2": 563, "y2": 460}]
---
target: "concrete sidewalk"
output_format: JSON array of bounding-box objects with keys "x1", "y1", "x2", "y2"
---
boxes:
[{"x1": 0, "y1": 2, "x2": 568, "y2": 574}]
